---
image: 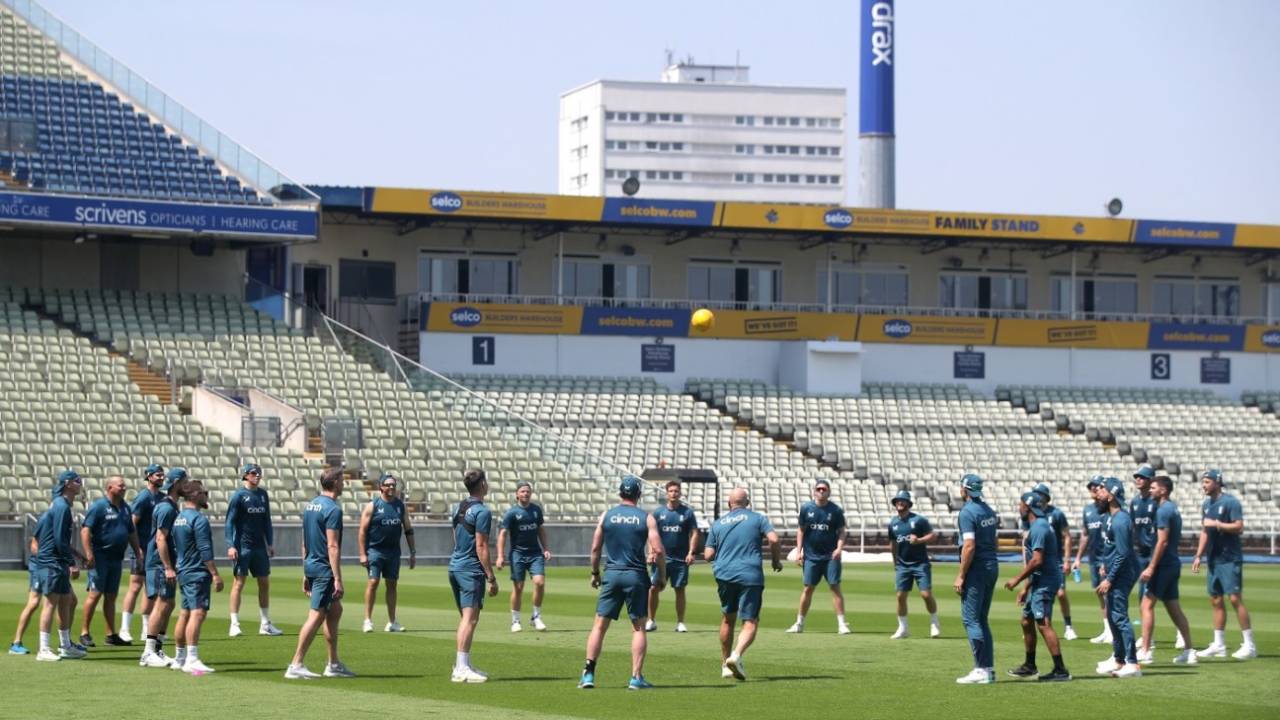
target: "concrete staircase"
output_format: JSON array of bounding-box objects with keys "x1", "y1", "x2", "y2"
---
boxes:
[{"x1": 123, "y1": 356, "x2": 175, "y2": 405}]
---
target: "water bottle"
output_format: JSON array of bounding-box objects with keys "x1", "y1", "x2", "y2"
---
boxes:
[{"x1": 1073, "y1": 567, "x2": 1082, "y2": 584}]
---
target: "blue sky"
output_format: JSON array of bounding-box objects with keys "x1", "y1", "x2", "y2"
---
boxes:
[{"x1": 35, "y1": 0, "x2": 1280, "y2": 224}]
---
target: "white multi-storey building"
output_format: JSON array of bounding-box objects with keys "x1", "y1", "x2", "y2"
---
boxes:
[{"x1": 559, "y1": 63, "x2": 847, "y2": 203}]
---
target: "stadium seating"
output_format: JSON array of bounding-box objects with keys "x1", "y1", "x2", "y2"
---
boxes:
[
  {"x1": 0, "y1": 287, "x2": 326, "y2": 519},
  {"x1": 0, "y1": 6, "x2": 264, "y2": 204}
]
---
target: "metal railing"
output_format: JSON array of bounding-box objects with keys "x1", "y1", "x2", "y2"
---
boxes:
[
  {"x1": 410, "y1": 291, "x2": 1270, "y2": 326},
  {"x1": 2, "y1": 0, "x2": 318, "y2": 205}
]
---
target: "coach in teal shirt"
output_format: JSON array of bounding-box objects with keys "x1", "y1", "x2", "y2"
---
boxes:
[{"x1": 705, "y1": 487, "x2": 782, "y2": 682}]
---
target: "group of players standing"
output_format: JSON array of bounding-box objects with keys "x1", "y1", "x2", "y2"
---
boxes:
[{"x1": 7, "y1": 457, "x2": 1261, "y2": 688}]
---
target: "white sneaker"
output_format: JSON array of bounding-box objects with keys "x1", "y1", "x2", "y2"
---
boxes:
[
  {"x1": 468, "y1": 665, "x2": 489, "y2": 679},
  {"x1": 1197, "y1": 643, "x2": 1227, "y2": 659},
  {"x1": 362, "y1": 619, "x2": 374, "y2": 633},
  {"x1": 1096, "y1": 657, "x2": 1122, "y2": 675},
  {"x1": 1172, "y1": 650, "x2": 1198, "y2": 665},
  {"x1": 58, "y1": 645, "x2": 87, "y2": 659},
  {"x1": 724, "y1": 655, "x2": 746, "y2": 681},
  {"x1": 259, "y1": 623, "x2": 283, "y2": 636},
  {"x1": 324, "y1": 661, "x2": 357, "y2": 678},
  {"x1": 1111, "y1": 663, "x2": 1142, "y2": 678},
  {"x1": 228, "y1": 623, "x2": 242, "y2": 638},
  {"x1": 1064, "y1": 626, "x2": 1078, "y2": 641},
  {"x1": 451, "y1": 666, "x2": 488, "y2": 683},
  {"x1": 284, "y1": 664, "x2": 321, "y2": 680},
  {"x1": 785, "y1": 622, "x2": 804, "y2": 634},
  {"x1": 1089, "y1": 630, "x2": 1111, "y2": 644},
  {"x1": 1136, "y1": 648, "x2": 1154, "y2": 665},
  {"x1": 533, "y1": 617, "x2": 548, "y2": 631},
  {"x1": 674, "y1": 622, "x2": 688, "y2": 633},
  {"x1": 955, "y1": 668, "x2": 994, "y2": 684},
  {"x1": 169, "y1": 653, "x2": 187, "y2": 670},
  {"x1": 385, "y1": 621, "x2": 405, "y2": 633},
  {"x1": 1232, "y1": 644, "x2": 1257, "y2": 660},
  {"x1": 36, "y1": 648, "x2": 61, "y2": 662},
  {"x1": 1175, "y1": 633, "x2": 1186, "y2": 650},
  {"x1": 891, "y1": 627, "x2": 910, "y2": 640},
  {"x1": 141, "y1": 651, "x2": 171, "y2": 668},
  {"x1": 184, "y1": 659, "x2": 215, "y2": 674},
  {"x1": 721, "y1": 664, "x2": 735, "y2": 678},
  {"x1": 118, "y1": 630, "x2": 133, "y2": 643},
  {"x1": 930, "y1": 624, "x2": 942, "y2": 638},
  {"x1": 837, "y1": 623, "x2": 851, "y2": 635},
  {"x1": 511, "y1": 621, "x2": 523, "y2": 633},
  {"x1": 644, "y1": 619, "x2": 656, "y2": 632}
]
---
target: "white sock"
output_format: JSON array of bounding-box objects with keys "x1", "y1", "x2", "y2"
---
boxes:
[
  {"x1": 930, "y1": 613, "x2": 940, "y2": 626},
  {"x1": 897, "y1": 615, "x2": 908, "y2": 630},
  {"x1": 259, "y1": 607, "x2": 270, "y2": 624},
  {"x1": 532, "y1": 606, "x2": 541, "y2": 619},
  {"x1": 230, "y1": 613, "x2": 240, "y2": 625},
  {"x1": 512, "y1": 611, "x2": 521, "y2": 623},
  {"x1": 39, "y1": 631, "x2": 51, "y2": 651},
  {"x1": 158, "y1": 633, "x2": 167, "y2": 645},
  {"x1": 58, "y1": 629, "x2": 70, "y2": 647},
  {"x1": 141, "y1": 616, "x2": 149, "y2": 636},
  {"x1": 837, "y1": 615, "x2": 848, "y2": 627},
  {"x1": 121, "y1": 611, "x2": 132, "y2": 632},
  {"x1": 144, "y1": 638, "x2": 156, "y2": 654},
  {"x1": 1214, "y1": 629, "x2": 1226, "y2": 646},
  {"x1": 456, "y1": 651, "x2": 469, "y2": 670},
  {"x1": 187, "y1": 645, "x2": 198, "y2": 661},
  {"x1": 174, "y1": 647, "x2": 186, "y2": 664},
  {"x1": 728, "y1": 652, "x2": 740, "y2": 663},
  {"x1": 1243, "y1": 629, "x2": 1254, "y2": 646},
  {"x1": 795, "y1": 614, "x2": 805, "y2": 625}
]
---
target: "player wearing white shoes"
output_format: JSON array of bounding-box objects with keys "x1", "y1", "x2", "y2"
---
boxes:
[
  {"x1": 225, "y1": 464, "x2": 281, "y2": 637},
  {"x1": 286, "y1": 467, "x2": 356, "y2": 680},
  {"x1": 496, "y1": 481, "x2": 550, "y2": 633},
  {"x1": 1191, "y1": 469, "x2": 1256, "y2": 661},
  {"x1": 954, "y1": 474, "x2": 999, "y2": 685},
  {"x1": 33, "y1": 471, "x2": 88, "y2": 662},
  {"x1": 1072, "y1": 477, "x2": 1111, "y2": 645},
  {"x1": 119, "y1": 464, "x2": 164, "y2": 644},
  {"x1": 359, "y1": 473, "x2": 416, "y2": 633},
  {"x1": 645, "y1": 479, "x2": 698, "y2": 634},
  {"x1": 1129, "y1": 466, "x2": 1159, "y2": 650},
  {"x1": 448, "y1": 469, "x2": 499, "y2": 683},
  {"x1": 705, "y1": 488, "x2": 783, "y2": 682},
  {"x1": 1138, "y1": 475, "x2": 1196, "y2": 665},
  {"x1": 78, "y1": 475, "x2": 143, "y2": 649},
  {"x1": 1095, "y1": 477, "x2": 1141, "y2": 678},
  {"x1": 579, "y1": 476, "x2": 665, "y2": 690},
  {"x1": 785, "y1": 480, "x2": 849, "y2": 635},
  {"x1": 140, "y1": 468, "x2": 184, "y2": 668},
  {"x1": 887, "y1": 490, "x2": 940, "y2": 639},
  {"x1": 170, "y1": 480, "x2": 224, "y2": 673},
  {"x1": 1031, "y1": 483, "x2": 1076, "y2": 641},
  {"x1": 1003, "y1": 493, "x2": 1072, "y2": 682}
]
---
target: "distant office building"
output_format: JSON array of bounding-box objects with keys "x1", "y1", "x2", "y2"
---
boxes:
[{"x1": 559, "y1": 63, "x2": 846, "y2": 203}]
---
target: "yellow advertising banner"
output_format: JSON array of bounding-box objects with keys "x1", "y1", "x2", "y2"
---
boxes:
[
  {"x1": 1234, "y1": 225, "x2": 1280, "y2": 250},
  {"x1": 857, "y1": 315, "x2": 997, "y2": 345},
  {"x1": 695, "y1": 309, "x2": 857, "y2": 341},
  {"x1": 424, "y1": 302, "x2": 583, "y2": 334},
  {"x1": 1244, "y1": 325, "x2": 1280, "y2": 352},
  {"x1": 370, "y1": 188, "x2": 603, "y2": 222},
  {"x1": 996, "y1": 319, "x2": 1150, "y2": 349}
]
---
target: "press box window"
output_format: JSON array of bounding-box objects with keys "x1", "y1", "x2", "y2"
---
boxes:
[{"x1": 339, "y1": 259, "x2": 396, "y2": 304}]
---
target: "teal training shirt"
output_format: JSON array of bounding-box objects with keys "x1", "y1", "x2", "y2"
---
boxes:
[
  {"x1": 798, "y1": 500, "x2": 846, "y2": 560},
  {"x1": 653, "y1": 504, "x2": 697, "y2": 561},
  {"x1": 1130, "y1": 493, "x2": 1157, "y2": 554},
  {"x1": 1155, "y1": 499, "x2": 1182, "y2": 568},
  {"x1": 1025, "y1": 516, "x2": 1063, "y2": 588},
  {"x1": 172, "y1": 507, "x2": 214, "y2": 580},
  {"x1": 145, "y1": 498, "x2": 178, "y2": 572},
  {"x1": 502, "y1": 503, "x2": 545, "y2": 557},
  {"x1": 602, "y1": 504, "x2": 649, "y2": 574},
  {"x1": 365, "y1": 496, "x2": 405, "y2": 554},
  {"x1": 84, "y1": 497, "x2": 134, "y2": 556},
  {"x1": 706, "y1": 508, "x2": 775, "y2": 586},
  {"x1": 957, "y1": 499, "x2": 999, "y2": 565},
  {"x1": 303, "y1": 495, "x2": 343, "y2": 578},
  {"x1": 1201, "y1": 494, "x2": 1243, "y2": 563},
  {"x1": 34, "y1": 496, "x2": 74, "y2": 568},
  {"x1": 1082, "y1": 502, "x2": 1106, "y2": 562},
  {"x1": 224, "y1": 487, "x2": 274, "y2": 550},
  {"x1": 888, "y1": 512, "x2": 933, "y2": 566},
  {"x1": 449, "y1": 498, "x2": 491, "y2": 575}
]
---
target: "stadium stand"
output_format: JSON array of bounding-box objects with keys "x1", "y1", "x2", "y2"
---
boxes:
[{"x1": 0, "y1": 6, "x2": 263, "y2": 203}]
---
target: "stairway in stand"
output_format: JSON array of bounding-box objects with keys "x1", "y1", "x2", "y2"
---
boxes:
[{"x1": 125, "y1": 358, "x2": 175, "y2": 405}]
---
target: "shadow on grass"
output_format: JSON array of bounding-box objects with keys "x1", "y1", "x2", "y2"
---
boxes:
[{"x1": 751, "y1": 674, "x2": 842, "y2": 682}]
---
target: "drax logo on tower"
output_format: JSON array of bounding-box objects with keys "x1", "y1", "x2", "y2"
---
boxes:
[
  {"x1": 1262, "y1": 331, "x2": 1280, "y2": 348},
  {"x1": 449, "y1": 307, "x2": 483, "y2": 327},
  {"x1": 430, "y1": 191, "x2": 464, "y2": 213},
  {"x1": 882, "y1": 319, "x2": 913, "y2": 338},
  {"x1": 823, "y1": 208, "x2": 854, "y2": 229}
]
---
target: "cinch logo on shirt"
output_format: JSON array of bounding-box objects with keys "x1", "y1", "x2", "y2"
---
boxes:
[
  {"x1": 245, "y1": 506, "x2": 267, "y2": 514},
  {"x1": 518, "y1": 523, "x2": 539, "y2": 532},
  {"x1": 979, "y1": 516, "x2": 998, "y2": 528},
  {"x1": 104, "y1": 511, "x2": 118, "y2": 521},
  {"x1": 1086, "y1": 519, "x2": 1102, "y2": 531},
  {"x1": 661, "y1": 524, "x2": 683, "y2": 533},
  {"x1": 610, "y1": 515, "x2": 642, "y2": 525},
  {"x1": 377, "y1": 518, "x2": 401, "y2": 526},
  {"x1": 174, "y1": 517, "x2": 190, "y2": 527},
  {"x1": 895, "y1": 533, "x2": 912, "y2": 543},
  {"x1": 305, "y1": 503, "x2": 324, "y2": 512},
  {"x1": 719, "y1": 514, "x2": 749, "y2": 527},
  {"x1": 808, "y1": 523, "x2": 830, "y2": 532}
]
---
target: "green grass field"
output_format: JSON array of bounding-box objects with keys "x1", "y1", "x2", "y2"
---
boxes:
[{"x1": 1, "y1": 563, "x2": 1276, "y2": 719}]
